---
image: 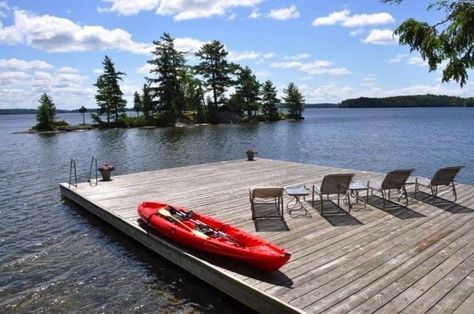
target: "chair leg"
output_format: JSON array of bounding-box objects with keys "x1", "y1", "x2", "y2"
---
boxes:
[
  {"x1": 431, "y1": 186, "x2": 436, "y2": 204},
  {"x1": 320, "y1": 195, "x2": 324, "y2": 215},
  {"x1": 402, "y1": 186, "x2": 408, "y2": 205},
  {"x1": 452, "y1": 182, "x2": 457, "y2": 202},
  {"x1": 415, "y1": 180, "x2": 418, "y2": 199},
  {"x1": 381, "y1": 190, "x2": 386, "y2": 209}
]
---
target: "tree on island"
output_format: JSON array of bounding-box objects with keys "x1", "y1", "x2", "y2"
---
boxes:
[
  {"x1": 180, "y1": 68, "x2": 206, "y2": 123},
  {"x1": 133, "y1": 92, "x2": 141, "y2": 117},
  {"x1": 195, "y1": 40, "x2": 235, "y2": 111},
  {"x1": 383, "y1": 0, "x2": 474, "y2": 87},
  {"x1": 140, "y1": 84, "x2": 154, "y2": 123},
  {"x1": 261, "y1": 80, "x2": 281, "y2": 121},
  {"x1": 147, "y1": 33, "x2": 186, "y2": 124},
  {"x1": 283, "y1": 82, "x2": 305, "y2": 119},
  {"x1": 92, "y1": 55, "x2": 127, "y2": 126},
  {"x1": 78, "y1": 106, "x2": 87, "y2": 125},
  {"x1": 35, "y1": 93, "x2": 57, "y2": 131},
  {"x1": 235, "y1": 66, "x2": 261, "y2": 118}
]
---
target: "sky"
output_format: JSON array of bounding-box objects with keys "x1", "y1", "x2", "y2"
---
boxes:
[{"x1": 0, "y1": 0, "x2": 472, "y2": 109}]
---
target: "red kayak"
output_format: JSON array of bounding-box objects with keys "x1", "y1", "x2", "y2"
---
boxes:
[{"x1": 137, "y1": 201, "x2": 291, "y2": 272}]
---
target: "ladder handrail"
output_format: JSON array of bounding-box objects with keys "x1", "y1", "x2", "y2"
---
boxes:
[
  {"x1": 88, "y1": 156, "x2": 98, "y2": 186},
  {"x1": 68, "y1": 158, "x2": 77, "y2": 188}
]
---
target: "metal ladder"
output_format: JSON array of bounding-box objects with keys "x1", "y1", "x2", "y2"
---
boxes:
[
  {"x1": 88, "y1": 157, "x2": 98, "y2": 186},
  {"x1": 68, "y1": 158, "x2": 77, "y2": 188},
  {"x1": 68, "y1": 157, "x2": 99, "y2": 188}
]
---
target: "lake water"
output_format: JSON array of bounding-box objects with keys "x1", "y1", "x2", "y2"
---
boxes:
[{"x1": 1, "y1": 108, "x2": 473, "y2": 312}]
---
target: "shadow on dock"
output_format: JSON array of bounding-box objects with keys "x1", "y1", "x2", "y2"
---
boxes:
[
  {"x1": 137, "y1": 219, "x2": 294, "y2": 288},
  {"x1": 253, "y1": 218, "x2": 289, "y2": 232},
  {"x1": 408, "y1": 191, "x2": 474, "y2": 214},
  {"x1": 365, "y1": 195, "x2": 426, "y2": 219},
  {"x1": 311, "y1": 200, "x2": 363, "y2": 226}
]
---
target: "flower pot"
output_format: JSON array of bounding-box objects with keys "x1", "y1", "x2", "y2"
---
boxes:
[
  {"x1": 246, "y1": 151, "x2": 256, "y2": 161},
  {"x1": 100, "y1": 169, "x2": 112, "y2": 181}
]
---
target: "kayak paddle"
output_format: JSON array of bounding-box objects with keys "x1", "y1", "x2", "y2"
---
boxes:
[{"x1": 157, "y1": 208, "x2": 209, "y2": 239}]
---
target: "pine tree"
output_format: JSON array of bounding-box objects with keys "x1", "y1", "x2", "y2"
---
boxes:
[
  {"x1": 35, "y1": 93, "x2": 57, "y2": 131},
  {"x1": 195, "y1": 40, "x2": 235, "y2": 110},
  {"x1": 283, "y1": 82, "x2": 305, "y2": 119},
  {"x1": 261, "y1": 80, "x2": 281, "y2": 120},
  {"x1": 133, "y1": 92, "x2": 141, "y2": 117},
  {"x1": 140, "y1": 84, "x2": 154, "y2": 122},
  {"x1": 147, "y1": 33, "x2": 186, "y2": 121},
  {"x1": 235, "y1": 66, "x2": 261, "y2": 117},
  {"x1": 93, "y1": 55, "x2": 127, "y2": 126},
  {"x1": 179, "y1": 68, "x2": 206, "y2": 122}
]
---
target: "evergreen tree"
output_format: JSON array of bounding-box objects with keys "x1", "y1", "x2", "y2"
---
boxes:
[
  {"x1": 140, "y1": 84, "x2": 154, "y2": 122},
  {"x1": 261, "y1": 80, "x2": 281, "y2": 120},
  {"x1": 195, "y1": 40, "x2": 235, "y2": 110},
  {"x1": 179, "y1": 68, "x2": 206, "y2": 122},
  {"x1": 35, "y1": 93, "x2": 57, "y2": 131},
  {"x1": 93, "y1": 55, "x2": 127, "y2": 125},
  {"x1": 133, "y1": 92, "x2": 141, "y2": 117},
  {"x1": 78, "y1": 106, "x2": 87, "y2": 125},
  {"x1": 283, "y1": 82, "x2": 305, "y2": 119},
  {"x1": 147, "y1": 33, "x2": 186, "y2": 120},
  {"x1": 235, "y1": 66, "x2": 261, "y2": 117},
  {"x1": 383, "y1": 0, "x2": 474, "y2": 86}
]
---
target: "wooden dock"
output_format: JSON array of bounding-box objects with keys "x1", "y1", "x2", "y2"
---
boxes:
[{"x1": 59, "y1": 159, "x2": 474, "y2": 313}]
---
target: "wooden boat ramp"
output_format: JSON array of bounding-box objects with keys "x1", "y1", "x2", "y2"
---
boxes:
[{"x1": 60, "y1": 159, "x2": 474, "y2": 313}]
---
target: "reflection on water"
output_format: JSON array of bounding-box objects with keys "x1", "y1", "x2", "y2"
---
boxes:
[{"x1": 0, "y1": 108, "x2": 473, "y2": 312}]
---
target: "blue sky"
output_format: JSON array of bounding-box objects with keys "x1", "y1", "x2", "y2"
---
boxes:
[{"x1": 0, "y1": 0, "x2": 472, "y2": 109}]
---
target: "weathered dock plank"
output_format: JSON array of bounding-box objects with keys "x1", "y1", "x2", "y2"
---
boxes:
[{"x1": 60, "y1": 158, "x2": 474, "y2": 313}]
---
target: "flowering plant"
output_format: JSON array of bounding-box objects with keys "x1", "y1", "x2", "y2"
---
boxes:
[{"x1": 98, "y1": 163, "x2": 115, "y2": 171}]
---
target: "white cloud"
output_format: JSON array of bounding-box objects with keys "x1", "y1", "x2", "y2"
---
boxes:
[
  {"x1": 0, "y1": 1, "x2": 10, "y2": 18},
  {"x1": 227, "y1": 13, "x2": 237, "y2": 20},
  {"x1": 174, "y1": 37, "x2": 207, "y2": 53},
  {"x1": 387, "y1": 53, "x2": 408, "y2": 63},
  {"x1": 268, "y1": 5, "x2": 300, "y2": 21},
  {"x1": 98, "y1": 0, "x2": 159, "y2": 15},
  {"x1": 407, "y1": 56, "x2": 427, "y2": 67},
  {"x1": 312, "y1": 9, "x2": 394, "y2": 28},
  {"x1": 262, "y1": 52, "x2": 276, "y2": 59},
  {"x1": 0, "y1": 58, "x2": 54, "y2": 71},
  {"x1": 283, "y1": 53, "x2": 310, "y2": 60},
  {"x1": 255, "y1": 71, "x2": 271, "y2": 78},
  {"x1": 271, "y1": 60, "x2": 351, "y2": 76},
  {"x1": 137, "y1": 63, "x2": 154, "y2": 75},
  {"x1": 249, "y1": 8, "x2": 260, "y2": 19},
  {"x1": 228, "y1": 50, "x2": 275, "y2": 62},
  {"x1": 100, "y1": 0, "x2": 263, "y2": 21},
  {"x1": 349, "y1": 29, "x2": 364, "y2": 37},
  {"x1": 362, "y1": 29, "x2": 398, "y2": 45},
  {"x1": 298, "y1": 82, "x2": 474, "y2": 103},
  {"x1": 0, "y1": 10, "x2": 152, "y2": 54},
  {"x1": 0, "y1": 59, "x2": 96, "y2": 109}
]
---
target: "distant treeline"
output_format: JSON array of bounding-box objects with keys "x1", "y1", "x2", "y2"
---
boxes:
[
  {"x1": 340, "y1": 95, "x2": 474, "y2": 108},
  {"x1": 305, "y1": 103, "x2": 338, "y2": 108}
]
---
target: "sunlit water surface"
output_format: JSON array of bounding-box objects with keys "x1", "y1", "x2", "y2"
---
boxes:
[{"x1": 0, "y1": 108, "x2": 473, "y2": 312}]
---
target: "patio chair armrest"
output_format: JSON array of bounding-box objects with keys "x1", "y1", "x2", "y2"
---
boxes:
[
  {"x1": 415, "y1": 177, "x2": 431, "y2": 188},
  {"x1": 312, "y1": 184, "x2": 322, "y2": 196},
  {"x1": 368, "y1": 180, "x2": 382, "y2": 191}
]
